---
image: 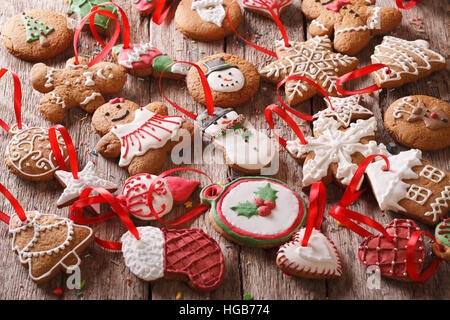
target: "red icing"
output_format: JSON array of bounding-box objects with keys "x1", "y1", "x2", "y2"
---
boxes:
[
  {"x1": 326, "y1": 0, "x2": 351, "y2": 12},
  {"x1": 358, "y1": 219, "x2": 425, "y2": 280},
  {"x1": 164, "y1": 176, "x2": 200, "y2": 202},
  {"x1": 162, "y1": 228, "x2": 225, "y2": 291},
  {"x1": 118, "y1": 44, "x2": 162, "y2": 70},
  {"x1": 132, "y1": 0, "x2": 156, "y2": 13},
  {"x1": 109, "y1": 97, "x2": 125, "y2": 104},
  {"x1": 216, "y1": 179, "x2": 305, "y2": 240}
]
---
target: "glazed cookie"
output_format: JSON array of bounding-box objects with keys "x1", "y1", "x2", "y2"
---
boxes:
[
  {"x1": 30, "y1": 57, "x2": 127, "y2": 123},
  {"x1": 260, "y1": 36, "x2": 359, "y2": 106},
  {"x1": 121, "y1": 226, "x2": 225, "y2": 291},
  {"x1": 301, "y1": 0, "x2": 402, "y2": 55},
  {"x1": 384, "y1": 95, "x2": 450, "y2": 151},
  {"x1": 112, "y1": 43, "x2": 187, "y2": 78},
  {"x1": 201, "y1": 177, "x2": 308, "y2": 248},
  {"x1": 175, "y1": 0, "x2": 242, "y2": 41},
  {"x1": 187, "y1": 53, "x2": 260, "y2": 108},
  {"x1": 92, "y1": 99, "x2": 194, "y2": 176},
  {"x1": 434, "y1": 218, "x2": 450, "y2": 262},
  {"x1": 371, "y1": 36, "x2": 446, "y2": 88},
  {"x1": 196, "y1": 107, "x2": 277, "y2": 174},
  {"x1": 67, "y1": 0, "x2": 118, "y2": 35},
  {"x1": 366, "y1": 149, "x2": 450, "y2": 226},
  {"x1": 132, "y1": 0, "x2": 158, "y2": 16},
  {"x1": 1, "y1": 10, "x2": 73, "y2": 61},
  {"x1": 243, "y1": 0, "x2": 293, "y2": 19},
  {"x1": 286, "y1": 116, "x2": 390, "y2": 188}
]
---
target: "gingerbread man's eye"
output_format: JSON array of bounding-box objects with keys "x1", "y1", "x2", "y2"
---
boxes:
[
  {"x1": 116, "y1": 104, "x2": 121, "y2": 109},
  {"x1": 105, "y1": 112, "x2": 110, "y2": 116}
]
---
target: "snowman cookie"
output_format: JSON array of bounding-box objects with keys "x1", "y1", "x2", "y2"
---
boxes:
[
  {"x1": 92, "y1": 99, "x2": 194, "y2": 176},
  {"x1": 197, "y1": 107, "x2": 277, "y2": 174},
  {"x1": 200, "y1": 177, "x2": 308, "y2": 247},
  {"x1": 187, "y1": 53, "x2": 260, "y2": 108}
]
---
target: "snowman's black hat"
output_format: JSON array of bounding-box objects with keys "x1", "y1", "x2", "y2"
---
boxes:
[
  {"x1": 204, "y1": 57, "x2": 239, "y2": 77},
  {"x1": 197, "y1": 107, "x2": 234, "y2": 130}
]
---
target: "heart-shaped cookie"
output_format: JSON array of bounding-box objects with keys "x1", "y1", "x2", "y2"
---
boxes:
[
  {"x1": 358, "y1": 219, "x2": 425, "y2": 281},
  {"x1": 276, "y1": 228, "x2": 342, "y2": 279}
]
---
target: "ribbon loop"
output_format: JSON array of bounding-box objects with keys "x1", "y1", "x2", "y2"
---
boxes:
[
  {"x1": 301, "y1": 182, "x2": 326, "y2": 247},
  {"x1": 396, "y1": 0, "x2": 423, "y2": 9},
  {"x1": 0, "y1": 68, "x2": 22, "y2": 133},
  {"x1": 152, "y1": 0, "x2": 173, "y2": 25},
  {"x1": 336, "y1": 64, "x2": 391, "y2": 96},
  {"x1": 0, "y1": 183, "x2": 27, "y2": 223},
  {"x1": 407, "y1": 231, "x2": 442, "y2": 282},
  {"x1": 48, "y1": 125, "x2": 78, "y2": 180}
]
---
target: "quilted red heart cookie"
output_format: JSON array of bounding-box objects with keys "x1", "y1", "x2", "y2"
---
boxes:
[{"x1": 358, "y1": 219, "x2": 425, "y2": 281}]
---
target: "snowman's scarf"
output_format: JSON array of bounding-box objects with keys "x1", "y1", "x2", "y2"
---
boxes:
[{"x1": 212, "y1": 114, "x2": 251, "y2": 140}]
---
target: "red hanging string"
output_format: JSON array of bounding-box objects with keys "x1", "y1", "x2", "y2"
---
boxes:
[
  {"x1": 0, "y1": 68, "x2": 22, "y2": 133},
  {"x1": 0, "y1": 183, "x2": 27, "y2": 224},
  {"x1": 407, "y1": 231, "x2": 442, "y2": 282},
  {"x1": 152, "y1": 0, "x2": 173, "y2": 25},
  {"x1": 336, "y1": 64, "x2": 391, "y2": 96},
  {"x1": 159, "y1": 61, "x2": 215, "y2": 119},
  {"x1": 301, "y1": 181, "x2": 326, "y2": 247},
  {"x1": 264, "y1": 104, "x2": 307, "y2": 148},
  {"x1": 73, "y1": 9, "x2": 121, "y2": 67},
  {"x1": 396, "y1": 0, "x2": 423, "y2": 9},
  {"x1": 48, "y1": 125, "x2": 79, "y2": 180}
]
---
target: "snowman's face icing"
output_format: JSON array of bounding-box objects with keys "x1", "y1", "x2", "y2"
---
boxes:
[
  {"x1": 204, "y1": 111, "x2": 240, "y2": 136},
  {"x1": 207, "y1": 68, "x2": 245, "y2": 92}
]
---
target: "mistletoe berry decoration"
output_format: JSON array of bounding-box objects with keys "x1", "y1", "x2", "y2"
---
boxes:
[
  {"x1": 20, "y1": 12, "x2": 54, "y2": 46},
  {"x1": 231, "y1": 183, "x2": 278, "y2": 218}
]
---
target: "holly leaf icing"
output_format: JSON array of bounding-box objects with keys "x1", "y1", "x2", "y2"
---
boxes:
[
  {"x1": 254, "y1": 183, "x2": 278, "y2": 202},
  {"x1": 231, "y1": 201, "x2": 258, "y2": 218}
]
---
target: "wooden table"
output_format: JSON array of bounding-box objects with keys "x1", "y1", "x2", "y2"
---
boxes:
[{"x1": 0, "y1": 0, "x2": 448, "y2": 300}]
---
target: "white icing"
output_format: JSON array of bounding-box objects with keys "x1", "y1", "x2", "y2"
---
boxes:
[
  {"x1": 420, "y1": 165, "x2": 445, "y2": 183},
  {"x1": 96, "y1": 68, "x2": 107, "y2": 80},
  {"x1": 335, "y1": 25, "x2": 369, "y2": 36},
  {"x1": 170, "y1": 62, "x2": 188, "y2": 75},
  {"x1": 221, "y1": 180, "x2": 299, "y2": 235},
  {"x1": 371, "y1": 36, "x2": 445, "y2": 85},
  {"x1": 393, "y1": 96, "x2": 417, "y2": 119},
  {"x1": 80, "y1": 92, "x2": 102, "y2": 106},
  {"x1": 44, "y1": 68, "x2": 55, "y2": 88},
  {"x1": 366, "y1": 6, "x2": 381, "y2": 30},
  {"x1": 366, "y1": 149, "x2": 423, "y2": 212},
  {"x1": 406, "y1": 184, "x2": 432, "y2": 205},
  {"x1": 9, "y1": 211, "x2": 93, "y2": 282},
  {"x1": 50, "y1": 92, "x2": 66, "y2": 109},
  {"x1": 286, "y1": 117, "x2": 390, "y2": 187},
  {"x1": 243, "y1": 0, "x2": 292, "y2": 16},
  {"x1": 67, "y1": 64, "x2": 88, "y2": 69},
  {"x1": 121, "y1": 226, "x2": 165, "y2": 281},
  {"x1": 191, "y1": 0, "x2": 226, "y2": 27},
  {"x1": 111, "y1": 108, "x2": 183, "y2": 167},
  {"x1": 118, "y1": 43, "x2": 154, "y2": 69},
  {"x1": 207, "y1": 68, "x2": 245, "y2": 92},
  {"x1": 55, "y1": 161, "x2": 117, "y2": 206},
  {"x1": 311, "y1": 19, "x2": 329, "y2": 32},
  {"x1": 260, "y1": 36, "x2": 358, "y2": 100},
  {"x1": 83, "y1": 72, "x2": 95, "y2": 86},
  {"x1": 424, "y1": 184, "x2": 450, "y2": 221}
]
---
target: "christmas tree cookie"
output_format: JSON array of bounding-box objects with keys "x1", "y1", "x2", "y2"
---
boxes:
[{"x1": 67, "y1": 0, "x2": 118, "y2": 35}]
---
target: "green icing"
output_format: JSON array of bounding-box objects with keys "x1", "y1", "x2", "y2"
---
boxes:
[
  {"x1": 200, "y1": 177, "x2": 308, "y2": 247},
  {"x1": 20, "y1": 12, "x2": 54, "y2": 42},
  {"x1": 231, "y1": 201, "x2": 258, "y2": 219},
  {"x1": 435, "y1": 218, "x2": 450, "y2": 247},
  {"x1": 152, "y1": 55, "x2": 175, "y2": 73},
  {"x1": 68, "y1": 0, "x2": 118, "y2": 31},
  {"x1": 255, "y1": 183, "x2": 278, "y2": 202},
  {"x1": 112, "y1": 43, "x2": 124, "y2": 56}
]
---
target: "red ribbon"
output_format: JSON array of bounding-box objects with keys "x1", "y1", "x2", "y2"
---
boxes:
[
  {"x1": 73, "y1": 9, "x2": 121, "y2": 67},
  {"x1": 48, "y1": 125, "x2": 79, "y2": 180},
  {"x1": 264, "y1": 104, "x2": 307, "y2": 148},
  {"x1": 407, "y1": 231, "x2": 442, "y2": 282},
  {"x1": 0, "y1": 68, "x2": 22, "y2": 133},
  {"x1": 152, "y1": 0, "x2": 173, "y2": 25},
  {"x1": 159, "y1": 61, "x2": 214, "y2": 120},
  {"x1": 396, "y1": 0, "x2": 423, "y2": 9},
  {"x1": 301, "y1": 182, "x2": 326, "y2": 247},
  {"x1": 0, "y1": 183, "x2": 27, "y2": 224},
  {"x1": 146, "y1": 168, "x2": 213, "y2": 226},
  {"x1": 336, "y1": 64, "x2": 390, "y2": 96}
]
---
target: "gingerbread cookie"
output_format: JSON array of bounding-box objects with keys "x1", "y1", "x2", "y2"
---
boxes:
[
  {"x1": 1, "y1": 10, "x2": 73, "y2": 61},
  {"x1": 132, "y1": 0, "x2": 158, "y2": 16},
  {"x1": 434, "y1": 218, "x2": 450, "y2": 262},
  {"x1": 371, "y1": 36, "x2": 446, "y2": 88},
  {"x1": 92, "y1": 99, "x2": 194, "y2": 176},
  {"x1": 187, "y1": 53, "x2": 260, "y2": 108},
  {"x1": 243, "y1": 0, "x2": 293, "y2": 19},
  {"x1": 30, "y1": 57, "x2": 127, "y2": 123},
  {"x1": 10, "y1": 211, "x2": 94, "y2": 283},
  {"x1": 67, "y1": 0, "x2": 118, "y2": 35},
  {"x1": 121, "y1": 226, "x2": 225, "y2": 291},
  {"x1": 201, "y1": 177, "x2": 308, "y2": 247},
  {"x1": 384, "y1": 95, "x2": 450, "y2": 151},
  {"x1": 196, "y1": 107, "x2": 277, "y2": 174},
  {"x1": 260, "y1": 36, "x2": 359, "y2": 106},
  {"x1": 175, "y1": 0, "x2": 242, "y2": 41},
  {"x1": 112, "y1": 43, "x2": 187, "y2": 78},
  {"x1": 286, "y1": 116, "x2": 390, "y2": 188},
  {"x1": 366, "y1": 149, "x2": 450, "y2": 226},
  {"x1": 301, "y1": 0, "x2": 402, "y2": 55}
]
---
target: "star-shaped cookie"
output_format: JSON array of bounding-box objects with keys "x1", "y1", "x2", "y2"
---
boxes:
[
  {"x1": 55, "y1": 161, "x2": 117, "y2": 209},
  {"x1": 259, "y1": 36, "x2": 359, "y2": 106}
]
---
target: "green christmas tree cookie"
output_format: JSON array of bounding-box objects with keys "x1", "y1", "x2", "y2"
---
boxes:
[{"x1": 20, "y1": 12, "x2": 54, "y2": 43}]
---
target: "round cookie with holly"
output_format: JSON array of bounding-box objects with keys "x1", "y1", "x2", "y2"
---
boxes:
[
  {"x1": 434, "y1": 218, "x2": 450, "y2": 261},
  {"x1": 200, "y1": 177, "x2": 307, "y2": 248},
  {"x1": 187, "y1": 53, "x2": 260, "y2": 108}
]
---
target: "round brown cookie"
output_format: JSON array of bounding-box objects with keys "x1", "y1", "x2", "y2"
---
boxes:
[
  {"x1": 1, "y1": 10, "x2": 73, "y2": 61},
  {"x1": 384, "y1": 95, "x2": 450, "y2": 151},
  {"x1": 187, "y1": 53, "x2": 260, "y2": 108},
  {"x1": 174, "y1": 0, "x2": 242, "y2": 41}
]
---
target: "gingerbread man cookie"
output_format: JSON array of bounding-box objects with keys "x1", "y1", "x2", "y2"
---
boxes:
[
  {"x1": 30, "y1": 57, "x2": 127, "y2": 123},
  {"x1": 301, "y1": 0, "x2": 402, "y2": 55},
  {"x1": 92, "y1": 99, "x2": 194, "y2": 176},
  {"x1": 260, "y1": 36, "x2": 359, "y2": 106}
]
